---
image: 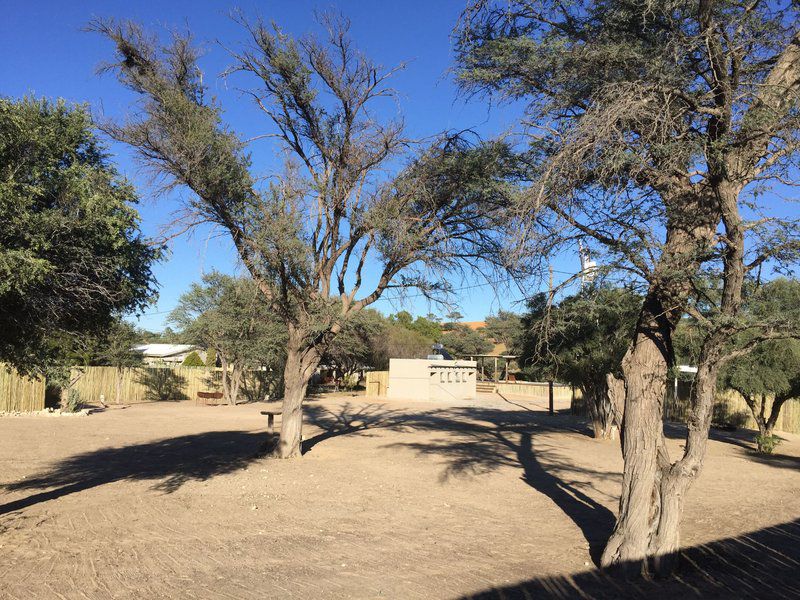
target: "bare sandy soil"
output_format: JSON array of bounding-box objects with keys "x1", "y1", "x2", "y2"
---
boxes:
[{"x1": 1, "y1": 393, "x2": 798, "y2": 599}]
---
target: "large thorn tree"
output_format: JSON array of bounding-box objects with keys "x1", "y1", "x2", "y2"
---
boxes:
[
  {"x1": 457, "y1": 0, "x2": 800, "y2": 574},
  {"x1": 93, "y1": 14, "x2": 511, "y2": 457}
]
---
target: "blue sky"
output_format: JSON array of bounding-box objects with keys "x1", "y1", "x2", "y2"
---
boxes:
[{"x1": 2, "y1": 1, "x2": 582, "y2": 330}]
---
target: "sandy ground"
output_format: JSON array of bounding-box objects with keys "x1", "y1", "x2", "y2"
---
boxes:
[{"x1": 1, "y1": 392, "x2": 799, "y2": 600}]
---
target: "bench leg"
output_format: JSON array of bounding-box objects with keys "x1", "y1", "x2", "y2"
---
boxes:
[{"x1": 268, "y1": 414, "x2": 274, "y2": 434}]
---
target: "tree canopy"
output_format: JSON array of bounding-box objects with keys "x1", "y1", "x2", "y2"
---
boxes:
[
  {"x1": 0, "y1": 97, "x2": 158, "y2": 375},
  {"x1": 519, "y1": 287, "x2": 641, "y2": 437},
  {"x1": 440, "y1": 323, "x2": 494, "y2": 357},
  {"x1": 169, "y1": 272, "x2": 286, "y2": 405},
  {"x1": 94, "y1": 13, "x2": 512, "y2": 457},
  {"x1": 456, "y1": 0, "x2": 800, "y2": 572},
  {"x1": 719, "y1": 278, "x2": 800, "y2": 452}
]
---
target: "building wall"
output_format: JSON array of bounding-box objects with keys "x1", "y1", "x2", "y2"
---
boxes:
[{"x1": 387, "y1": 359, "x2": 477, "y2": 401}]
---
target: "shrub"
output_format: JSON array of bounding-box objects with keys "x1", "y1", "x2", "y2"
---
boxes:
[
  {"x1": 182, "y1": 351, "x2": 205, "y2": 367},
  {"x1": 62, "y1": 389, "x2": 83, "y2": 413},
  {"x1": 756, "y1": 433, "x2": 781, "y2": 454}
]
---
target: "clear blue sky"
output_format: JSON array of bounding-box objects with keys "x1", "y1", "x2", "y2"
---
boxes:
[{"x1": 2, "y1": 0, "x2": 582, "y2": 330}]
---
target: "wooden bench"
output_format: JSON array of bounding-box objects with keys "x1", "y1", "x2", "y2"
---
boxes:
[
  {"x1": 260, "y1": 407, "x2": 283, "y2": 433},
  {"x1": 197, "y1": 391, "x2": 224, "y2": 406}
]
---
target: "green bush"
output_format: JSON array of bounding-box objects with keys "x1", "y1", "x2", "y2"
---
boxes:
[
  {"x1": 182, "y1": 351, "x2": 205, "y2": 367},
  {"x1": 756, "y1": 433, "x2": 781, "y2": 454},
  {"x1": 62, "y1": 389, "x2": 83, "y2": 413}
]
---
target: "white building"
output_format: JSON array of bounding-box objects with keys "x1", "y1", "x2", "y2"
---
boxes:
[
  {"x1": 387, "y1": 358, "x2": 477, "y2": 402},
  {"x1": 132, "y1": 344, "x2": 201, "y2": 366}
]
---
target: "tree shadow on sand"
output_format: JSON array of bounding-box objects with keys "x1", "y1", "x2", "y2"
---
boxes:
[
  {"x1": 664, "y1": 421, "x2": 800, "y2": 472},
  {"x1": 304, "y1": 402, "x2": 618, "y2": 565},
  {"x1": 302, "y1": 402, "x2": 411, "y2": 453},
  {"x1": 0, "y1": 430, "x2": 264, "y2": 516},
  {"x1": 458, "y1": 517, "x2": 800, "y2": 599}
]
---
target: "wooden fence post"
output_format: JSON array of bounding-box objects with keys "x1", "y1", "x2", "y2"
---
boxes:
[{"x1": 548, "y1": 380, "x2": 554, "y2": 415}]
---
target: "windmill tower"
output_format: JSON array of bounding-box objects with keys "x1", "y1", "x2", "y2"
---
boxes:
[{"x1": 578, "y1": 241, "x2": 597, "y2": 287}]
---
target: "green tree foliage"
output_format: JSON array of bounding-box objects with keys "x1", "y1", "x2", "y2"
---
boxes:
[
  {"x1": 720, "y1": 279, "x2": 800, "y2": 453},
  {"x1": 0, "y1": 97, "x2": 158, "y2": 375},
  {"x1": 440, "y1": 324, "x2": 493, "y2": 357},
  {"x1": 484, "y1": 310, "x2": 522, "y2": 353},
  {"x1": 519, "y1": 287, "x2": 641, "y2": 438},
  {"x1": 389, "y1": 311, "x2": 442, "y2": 340},
  {"x1": 322, "y1": 310, "x2": 385, "y2": 378},
  {"x1": 170, "y1": 273, "x2": 286, "y2": 405},
  {"x1": 93, "y1": 15, "x2": 511, "y2": 457},
  {"x1": 373, "y1": 324, "x2": 433, "y2": 367},
  {"x1": 181, "y1": 351, "x2": 205, "y2": 368}
]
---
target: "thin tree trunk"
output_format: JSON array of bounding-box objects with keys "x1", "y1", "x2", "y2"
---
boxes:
[
  {"x1": 275, "y1": 327, "x2": 322, "y2": 459},
  {"x1": 739, "y1": 389, "x2": 788, "y2": 453},
  {"x1": 228, "y1": 363, "x2": 243, "y2": 406},
  {"x1": 219, "y1": 354, "x2": 230, "y2": 404},
  {"x1": 115, "y1": 367, "x2": 123, "y2": 405},
  {"x1": 606, "y1": 373, "x2": 625, "y2": 443}
]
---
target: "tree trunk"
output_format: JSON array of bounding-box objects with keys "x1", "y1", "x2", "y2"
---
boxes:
[
  {"x1": 219, "y1": 354, "x2": 230, "y2": 404},
  {"x1": 115, "y1": 367, "x2": 123, "y2": 405},
  {"x1": 650, "y1": 356, "x2": 719, "y2": 574},
  {"x1": 585, "y1": 383, "x2": 616, "y2": 439},
  {"x1": 740, "y1": 390, "x2": 788, "y2": 454},
  {"x1": 600, "y1": 329, "x2": 670, "y2": 572},
  {"x1": 756, "y1": 423, "x2": 774, "y2": 453},
  {"x1": 757, "y1": 393, "x2": 788, "y2": 453},
  {"x1": 606, "y1": 373, "x2": 625, "y2": 443},
  {"x1": 600, "y1": 180, "x2": 722, "y2": 573},
  {"x1": 275, "y1": 327, "x2": 322, "y2": 459},
  {"x1": 228, "y1": 363, "x2": 243, "y2": 406}
]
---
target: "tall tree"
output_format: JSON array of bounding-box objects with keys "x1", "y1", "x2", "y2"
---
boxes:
[
  {"x1": 718, "y1": 279, "x2": 800, "y2": 453},
  {"x1": 520, "y1": 287, "x2": 641, "y2": 439},
  {"x1": 170, "y1": 273, "x2": 286, "y2": 406},
  {"x1": 484, "y1": 310, "x2": 522, "y2": 353},
  {"x1": 440, "y1": 323, "x2": 494, "y2": 356},
  {"x1": 389, "y1": 311, "x2": 443, "y2": 340},
  {"x1": 321, "y1": 309, "x2": 385, "y2": 380},
  {"x1": 93, "y1": 14, "x2": 509, "y2": 457},
  {"x1": 0, "y1": 97, "x2": 158, "y2": 375},
  {"x1": 457, "y1": 0, "x2": 800, "y2": 573}
]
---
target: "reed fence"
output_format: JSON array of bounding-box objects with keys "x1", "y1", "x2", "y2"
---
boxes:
[
  {"x1": 365, "y1": 371, "x2": 389, "y2": 397},
  {"x1": 0, "y1": 365, "x2": 46, "y2": 412},
  {"x1": 668, "y1": 388, "x2": 800, "y2": 435},
  {"x1": 70, "y1": 366, "x2": 279, "y2": 405},
  {"x1": 495, "y1": 381, "x2": 574, "y2": 402}
]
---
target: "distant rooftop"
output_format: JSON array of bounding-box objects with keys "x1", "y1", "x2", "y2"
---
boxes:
[{"x1": 132, "y1": 344, "x2": 197, "y2": 358}]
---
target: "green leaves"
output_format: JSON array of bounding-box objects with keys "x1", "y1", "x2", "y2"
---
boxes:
[
  {"x1": 0, "y1": 97, "x2": 158, "y2": 375},
  {"x1": 519, "y1": 285, "x2": 641, "y2": 386}
]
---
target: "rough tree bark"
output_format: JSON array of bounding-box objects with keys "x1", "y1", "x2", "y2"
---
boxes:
[
  {"x1": 601, "y1": 211, "x2": 718, "y2": 572},
  {"x1": 275, "y1": 325, "x2": 324, "y2": 458},
  {"x1": 584, "y1": 382, "x2": 616, "y2": 440}
]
